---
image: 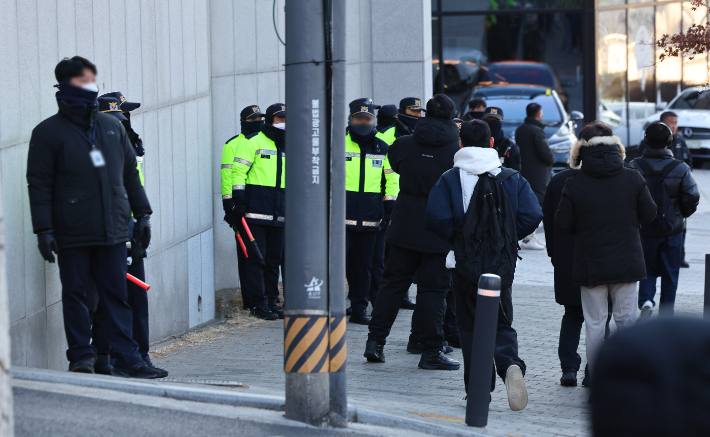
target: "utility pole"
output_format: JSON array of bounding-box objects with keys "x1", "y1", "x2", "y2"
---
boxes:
[
  {"x1": 328, "y1": 0, "x2": 348, "y2": 429},
  {"x1": 283, "y1": 0, "x2": 331, "y2": 427}
]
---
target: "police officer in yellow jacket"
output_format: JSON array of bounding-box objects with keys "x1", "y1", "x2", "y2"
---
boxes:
[
  {"x1": 346, "y1": 99, "x2": 399, "y2": 324},
  {"x1": 232, "y1": 104, "x2": 286, "y2": 320},
  {"x1": 222, "y1": 105, "x2": 265, "y2": 307}
]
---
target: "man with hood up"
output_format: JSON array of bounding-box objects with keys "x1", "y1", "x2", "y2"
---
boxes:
[
  {"x1": 555, "y1": 121, "x2": 657, "y2": 380},
  {"x1": 364, "y1": 95, "x2": 462, "y2": 371},
  {"x1": 424, "y1": 119, "x2": 542, "y2": 411}
]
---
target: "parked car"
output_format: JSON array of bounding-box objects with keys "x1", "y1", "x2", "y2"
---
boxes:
[
  {"x1": 603, "y1": 101, "x2": 656, "y2": 156},
  {"x1": 641, "y1": 87, "x2": 710, "y2": 163},
  {"x1": 470, "y1": 61, "x2": 569, "y2": 110},
  {"x1": 460, "y1": 84, "x2": 583, "y2": 173},
  {"x1": 433, "y1": 48, "x2": 484, "y2": 105}
]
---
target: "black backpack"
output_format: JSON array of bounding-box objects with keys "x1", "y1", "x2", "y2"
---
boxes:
[
  {"x1": 634, "y1": 158, "x2": 682, "y2": 237},
  {"x1": 453, "y1": 168, "x2": 519, "y2": 290}
]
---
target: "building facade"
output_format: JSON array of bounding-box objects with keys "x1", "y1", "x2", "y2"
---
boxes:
[{"x1": 0, "y1": 0, "x2": 431, "y2": 370}]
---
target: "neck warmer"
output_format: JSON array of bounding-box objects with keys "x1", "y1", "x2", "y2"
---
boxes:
[
  {"x1": 58, "y1": 101, "x2": 99, "y2": 129},
  {"x1": 241, "y1": 119, "x2": 265, "y2": 136},
  {"x1": 466, "y1": 111, "x2": 485, "y2": 120},
  {"x1": 397, "y1": 110, "x2": 419, "y2": 133},
  {"x1": 121, "y1": 117, "x2": 145, "y2": 157},
  {"x1": 349, "y1": 122, "x2": 376, "y2": 143},
  {"x1": 55, "y1": 82, "x2": 99, "y2": 108},
  {"x1": 487, "y1": 120, "x2": 503, "y2": 144},
  {"x1": 376, "y1": 115, "x2": 397, "y2": 131},
  {"x1": 262, "y1": 124, "x2": 286, "y2": 149}
]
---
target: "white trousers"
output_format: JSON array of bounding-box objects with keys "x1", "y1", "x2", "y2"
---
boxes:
[{"x1": 581, "y1": 282, "x2": 638, "y2": 376}]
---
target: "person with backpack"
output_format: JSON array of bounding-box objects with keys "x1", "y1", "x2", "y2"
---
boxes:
[
  {"x1": 425, "y1": 120, "x2": 542, "y2": 412},
  {"x1": 629, "y1": 122, "x2": 699, "y2": 318},
  {"x1": 555, "y1": 121, "x2": 657, "y2": 380}
]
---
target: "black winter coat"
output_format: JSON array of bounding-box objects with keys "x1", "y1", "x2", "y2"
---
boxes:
[
  {"x1": 27, "y1": 103, "x2": 151, "y2": 249},
  {"x1": 516, "y1": 117, "x2": 554, "y2": 204},
  {"x1": 385, "y1": 117, "x2": 460, "y2": 254},
  {"x1": 555, "y1": 136, "x2": 657, "y2": 287},
  {"x1": 497, "y1": 135, "x2": 521, "y2": 172},
  {"x1": 542, "y1": 169, "x2": 580, "y2": 305},
  {"x1": 629, "y1": 148, "x2": 699, "y2": 236}
]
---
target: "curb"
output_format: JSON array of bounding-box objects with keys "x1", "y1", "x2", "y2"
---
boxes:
[{"x1": 12, "y1": 367, "x2": 486, "y2": 437}]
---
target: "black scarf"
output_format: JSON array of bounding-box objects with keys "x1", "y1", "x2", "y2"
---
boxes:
[
  {"x1": 55, "y1": 82, "x2": 99, "y2": 108},
  {"x1": 241, "y1": 119, "x2": 265, "y2": 136},
  {"x1": 348, "y1": 125, "x2": 376, "y2": 145},
  {"x1": 121, "y1": 113, "x2": 145, "y2": 156},
  {"x1": 376, "y1": 115, "x2": 397, "y2": 132},
  {"x1": 262, "y1": 124, "x2": 285, "y2": 149}
]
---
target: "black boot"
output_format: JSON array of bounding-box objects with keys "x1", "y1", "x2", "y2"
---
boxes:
[
  {"x1": 364, "y1": 340, "x2": 385, "y2": 363},
  {"x1": 418, "y1": 350, "x2": 460, "y2": 370},
  {"x1": 145, "y1": 359, "x2": 169, "y2": 378},
  {"x1": 268, "y1": 299, "x2": 285, "y2": 319},
  {"x1": 251, "y1": 305, "x2": 279, "y2": 320},
  {"x1": 349, "y1": 310, "x2": 371, "y2": 325},
  {"x1": 346, "y1": 307, "x2": 352, "y2": 316},
  {"x1": 582, "y1": 364, "x2": 592, "y2": 387},
  {"x1": 114, "y1": 361, "x2": 163, "y2": 379},
  {"x1": 560, "y1": 368, "x2": 578, "y2": 387},
  {"x1": 443, "y1": 341, "x2": 454, "y2": 354},
  {"x1": 400, "y1": 298, "x2": 416, "y2": 310},
  {"x1": 68, "y1": 354, "x2": 96, "y2": 374},
  {"x1": 446, "y1": 334, "x2": 462, "y2": 349}
]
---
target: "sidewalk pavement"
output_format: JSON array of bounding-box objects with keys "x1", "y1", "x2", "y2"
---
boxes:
[{"x1": 151, "y1": 171, "x2": 710, "y2": 437}]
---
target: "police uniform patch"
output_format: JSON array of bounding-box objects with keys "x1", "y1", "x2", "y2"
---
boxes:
[{"x1": 371, "y1": 159, "x2": 383, "y2": 168}]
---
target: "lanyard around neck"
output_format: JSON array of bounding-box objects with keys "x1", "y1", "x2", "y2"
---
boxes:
[{"x1": 64, "y1": 117, "x2": 98, "y2": 150}]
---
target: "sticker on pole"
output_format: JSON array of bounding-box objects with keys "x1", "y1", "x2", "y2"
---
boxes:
[{"x1": 305, "y1": 277, "x2": 323, "y2": 299}]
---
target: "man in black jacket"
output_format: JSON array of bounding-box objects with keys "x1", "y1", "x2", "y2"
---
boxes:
[
  {"x1": 555, "y1": 121, "x2": 657, "y2": 378},
  {"x1": 516, "y1": 103, "x2": 554, "y2": 250},
  {"x1": 483, "y1": 107, "x2": 521, "y2": 172},
  {"x1": 630, "y1": 122, "x2": 699, "y2": 317},
  {"x1": 364, "y1": 95, "x2": 461, "y2": 371},
  {"x1": 26, "y1": 57, "x2": 160, "y2": 378}
]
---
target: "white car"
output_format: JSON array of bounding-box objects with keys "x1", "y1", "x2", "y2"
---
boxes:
[{"x1": 642, "y1": 87, "x2": 710, "y2": 162}]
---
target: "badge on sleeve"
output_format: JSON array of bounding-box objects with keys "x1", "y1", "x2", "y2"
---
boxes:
[{"x1": 90, "y1": 150, "x2": 106, "y2": 167}]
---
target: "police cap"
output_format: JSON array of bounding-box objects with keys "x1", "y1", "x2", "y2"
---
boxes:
[
  {"x1": 399, "y1": 97, "x2": 425, "y2": 112},
  {"x1": 240, "y1": 105, "x2": 266, "y2": 121},
  {"x1": 377, "y1": 104, "x2": 398, "y2": 118},
  {"x1": 483, "y1": 107, "x2": 504, "y2": 121},
  {"x1": 266, "y1": 103, "x2": 286, "y2": 118},
  {"x1": 100, "y1": 91, "x2": 140, "y2": 112},
  {"x1": 349, "y1": 99, "x2": 376, "y2": 119},
  {"x1": 98, "y1": 96, "x2": 127, "y2": 121}
]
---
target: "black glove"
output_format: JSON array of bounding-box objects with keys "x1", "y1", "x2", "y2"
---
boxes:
[
  {"x1": 37, "y1": 230, "x2": 58, "y2": 263},
  {"x1": 133, "y1": 216, "x2": 151, "y2": 251},
  {"x1": 233, "y1": 201, "x2": 247, "y2": 222},
  {"x1": 383, "y1": 207, "x2": 394, "y2": 226},
  {"x1": 223, "y1": 199, "x2": 239, "y2": 227}
]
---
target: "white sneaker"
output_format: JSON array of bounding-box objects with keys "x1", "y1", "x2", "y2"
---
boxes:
[
  {"x1": 460, "y1": 395, "x2": 467, "y2": 407},
  {"x1": 521, "y1": 239, "x2": 545, "y2": 250},
  {"x1": 505, "y1": 365, "x2": 528, "y2": 411},
  {"x1": 639, "y1": 300, "x2": 653, "y2": 320}
]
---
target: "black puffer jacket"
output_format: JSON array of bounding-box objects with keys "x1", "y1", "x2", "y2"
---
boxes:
[
  {"x1": 637, "y1": 133, "x2": 693, "y2": 169},
  {"x1": 555, "y1": 135, "x2": 657, "y2": 287},
  {"x1": 27, "y1": 103, "x2": 151, "y2": 249},
  {"x1": 516, "y1": 117, "x2": 554, "y2": 204},
  {"x1": 497, "y1": 135, "x2": 521, "y2": 172},
  {"x1": 542, "y1": 169, "x2": 580, "y2": 305},
  {"x1": 386, "y1": 116, "x2": 460, "y2": 254},
  {"x1": 629, "y1": 148, "x2": 699, "y2": 236}
]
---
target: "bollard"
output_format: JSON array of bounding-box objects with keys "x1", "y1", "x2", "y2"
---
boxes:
[
  {"x1": 466, "y1": 274, "x2": 501, "y2": 428},
  {"x1": 705, "y1": 254, "x2": 710, "y2": 320}
]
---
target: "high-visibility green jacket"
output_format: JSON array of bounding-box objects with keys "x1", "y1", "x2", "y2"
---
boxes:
[
  {"x1": 232, "y1": 130, "x2": 285, "y2": 227},
  {"x1": 220, "y1": 133, "x2": 255, "y2": 200},
  {"x1": 376, "y1": 126, "x2": 397, "y2": 145},
  {"x1": 345, "y1": 133, "x2": 399, "y2": 232}
]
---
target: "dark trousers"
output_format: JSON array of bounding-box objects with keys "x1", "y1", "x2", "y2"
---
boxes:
[
  {"x1": 243, "y1": 224, "x2": 284, "y2": 308},
  {"x1": 558, "y1": 302, "x2": 612, "y2": 371},
  {"x1": 236, "y1": 233, "x2": 249, "y2": 307},
  {"x1": 368, "y1": 245, "x2": 450, "y2": 352},
  {"x1": 410, "y1": 286, "x2": 458, "y2": 344},
  {"x1": 346, "y1": 230, "x2": 378, "y2": 314},
  {"x1": 127, "y1": 255, "x2": 150, "y2": 361},
  {"x1": 681, "y1": 230, "x2": 687, "y2": 261},
  {"x1": 453, "y1": 270, "x2": 524, "y2": 391},
  {"x1": 639, "y1": 233, "x2": 682, "y2": 315},
  {"x1": 58, "y1": 244, "x2": 141, "y2": 367},
  {"x1": 86, "y1": 278, "x2": 111, "y2": 365},
  {"x1": 369, "y1": 228, "x2": 387, "y2": 304}
]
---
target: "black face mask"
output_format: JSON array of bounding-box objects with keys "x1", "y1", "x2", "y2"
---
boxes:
[
  {"x1": 120, "y1": 115, "x2": 145, "y2": 157},
  {"x1": 377, "y1": 115, "x2": 397, "y2": 131},
  {"x1": 398, "y1": 112, "x2": 419, "y2": 132},
  {"x1": 241, "y1": 119, "x2": 265, "y2": 136},
  {"x1": 487, "y1": 121, "x2": 503, "y2": 144},
  {"x1": 55, "y1": 82, "x2": 99, "y2": 107},
  {"x1": 349, "y1": 121, "x2": 376, "y2": 142}
]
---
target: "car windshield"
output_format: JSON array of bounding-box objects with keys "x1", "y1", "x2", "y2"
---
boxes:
[
  {"x1": 670, "y1": 90, "x2": 710, "y2": 110},
  {"x1": 477, "y1": 95, "x2": 563, "y2": 126},
  {"x1": 478, "y1": 66, "x2": 555, "y2": 88}
]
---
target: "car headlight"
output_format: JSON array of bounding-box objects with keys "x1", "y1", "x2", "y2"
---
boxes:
[{"x1": 554, "y1": 125, "x2": 570, "y2": 137}]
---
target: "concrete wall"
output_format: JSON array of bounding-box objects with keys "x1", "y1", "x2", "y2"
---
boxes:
[
  {"x1": 0, "y1": 0, "x2": 431, "y2": 370},
  {"x1": 0, "y1": 168, "x2": 13, "y2": 436}
]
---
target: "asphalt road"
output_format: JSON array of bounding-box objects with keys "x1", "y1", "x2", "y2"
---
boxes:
[{"x1": 13, "y1": 386, "x2": 374, "y2": 437}]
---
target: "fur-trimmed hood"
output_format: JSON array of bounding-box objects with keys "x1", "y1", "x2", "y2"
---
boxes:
[{"x1": 569, "y1": 135, "x2": 626, "y2": 169}]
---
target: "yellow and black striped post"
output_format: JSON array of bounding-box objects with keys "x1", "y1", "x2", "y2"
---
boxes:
[
  {"x1": 328, "y1": 316, "x2": 346, "y2": 373},
  {"x1": 284, "y1": 313, "x2": 330, "y2": 374}
]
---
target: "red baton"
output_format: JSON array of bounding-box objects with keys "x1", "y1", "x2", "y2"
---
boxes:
[
  {"x1": 241, "y1": 217, "x2": 265, "y2": 265},
  {"x1": 236, "y1": 232, "x2": 249, "y2": 258},
  {"x1": 127, "y1": 273, "x2": 150, "y2": 290}
]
